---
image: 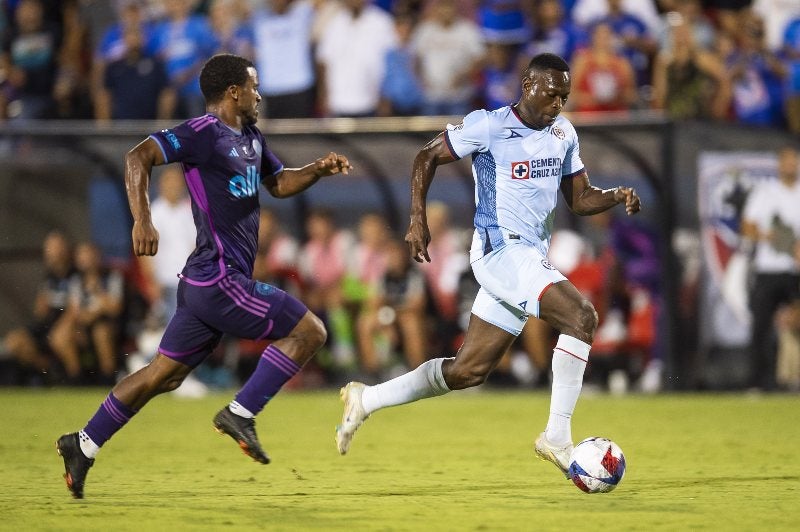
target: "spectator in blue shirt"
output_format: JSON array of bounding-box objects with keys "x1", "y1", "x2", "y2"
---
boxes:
[
  {"x1": 92, "y1": 1, "x2": 157, "y2": 120},
  {"x1": 150, "y1": 0, "x2": 215, "y2": 118},
  {"x1": 727, "y1": 11, "x2": 786, "y2": 128},
  {"x1": 100, "y1": 24, "x2": 175, "y2": 120},
  {"x1": 379, "y1": 14, "x2": 424, "y2": 116},
  {"x1": 208, "y1": 0, "x2": 255, "y2": 60},
  {"x1": 782, "y1": 14, "x2": 800, "y2": 133},
  {"x1": 523, "y1": 0, "x2": 585, "y2": 63}
]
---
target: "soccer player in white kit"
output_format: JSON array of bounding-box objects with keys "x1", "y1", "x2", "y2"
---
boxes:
[{"x1": 336, "y1": 53, "x2": 641, "y2": 477}]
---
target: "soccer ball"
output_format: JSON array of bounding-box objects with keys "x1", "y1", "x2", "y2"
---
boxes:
[{"x1": 567, "y1": 437, "x2": 626, "y2": 493}]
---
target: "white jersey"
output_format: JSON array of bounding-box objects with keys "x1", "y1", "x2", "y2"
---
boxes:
[{"x1": 444, "y1": 106, "x2": 584, "y2": 262}]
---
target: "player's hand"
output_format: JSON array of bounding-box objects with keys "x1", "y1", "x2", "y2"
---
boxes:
[
  {"x1": 614, "y1": 186, "x2": 641, "y2": 215},
  {"x1": 132, "y1": 219, "x2": 159, "y2": 256},
  {"x1": 315, "y1": 152, "x2": 352, "y2": 177},
  {"x1": 405, "y1": 219, "x2": 431, "y2": 263}
]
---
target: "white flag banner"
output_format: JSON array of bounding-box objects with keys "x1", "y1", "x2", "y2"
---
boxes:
[{"x1": 697, "y1": 151, "x2": 777, "y2": 348}]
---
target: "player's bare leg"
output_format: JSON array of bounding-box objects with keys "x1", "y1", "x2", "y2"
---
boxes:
[
  {"x1": 534, "y1": 280, "x2": 598, "y2": 477},
  {"x1": 337, "y1": 316, "x2": 515, "y2": 454},
  {"x1": 57, "y1": 353, "x2": 194, "y2": 498},
  {"x1": 214, "y1": 311, "x2": 326, "y2": 464}
]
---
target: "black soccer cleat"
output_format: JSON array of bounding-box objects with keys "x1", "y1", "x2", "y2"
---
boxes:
[
  {"x1": 213, "y1": 407, "x2": 270, "y2": 464},
  {"x1": 56, "y1": 433, "x2": 95, "y2": 499}
]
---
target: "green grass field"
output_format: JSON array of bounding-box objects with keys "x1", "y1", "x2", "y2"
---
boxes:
[{"x1": 1, "y1": 388, "x2": 798, "y2": 531}]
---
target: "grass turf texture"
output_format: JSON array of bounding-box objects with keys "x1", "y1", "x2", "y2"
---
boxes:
[{"x1": 1, "y1": 388, "x2": 798, "y2": 531}]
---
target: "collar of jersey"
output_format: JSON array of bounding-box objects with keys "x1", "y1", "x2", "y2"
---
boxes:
[{"x1": 511, "y1": 105, "x2": 547, "y2": 131}]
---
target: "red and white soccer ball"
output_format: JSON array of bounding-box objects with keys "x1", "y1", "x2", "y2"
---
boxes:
[{"x1": 568, "y1": 437, "x2": 626, "y2": 493}]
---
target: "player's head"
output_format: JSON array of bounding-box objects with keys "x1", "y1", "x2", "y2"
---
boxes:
[
  {"x1": 200, "y1": 53, "x2": 261, "y2": 125},
  {"x1": 519, "y1": 53, "x2": 570, "y2": 129}
]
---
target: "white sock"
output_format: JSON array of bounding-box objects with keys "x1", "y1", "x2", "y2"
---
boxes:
[
  {"x1": 361, "y1": 358, "x2": 451, "y2": 415},
  {"x1": 78, "y1": 430, "x2": 100, "y2": 459},
  {"x1": 545, "y1": 334, "x2": 590, "y2": 446},
  {"x1": 228, "y1": 400, "x2": 254, "y2": 419}
]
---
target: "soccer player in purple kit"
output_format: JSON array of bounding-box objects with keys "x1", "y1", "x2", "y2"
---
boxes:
[{"x1": 56, "y1": 53, "x2": 352, "y2": 499}]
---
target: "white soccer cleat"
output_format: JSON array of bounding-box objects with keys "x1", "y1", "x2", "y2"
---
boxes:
[
  {"x1": 534, "y1": 432, "x2": 573, "y2": 478},
  {"x1": 336, "y1": 382, "x2": 369, "y2": 455}
]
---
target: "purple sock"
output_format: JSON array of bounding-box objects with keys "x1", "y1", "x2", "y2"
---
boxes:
[
  {"x1": 83, "y1": 393, "x2": 137, "y2": 447},
  {"x1": 235, "y1": 345, "x2": 301, "y2": 415}
]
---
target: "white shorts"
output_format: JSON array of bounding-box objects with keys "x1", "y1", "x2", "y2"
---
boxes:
[{"x1": 470, "y1": 242, "x2": 567, "y2": 335}]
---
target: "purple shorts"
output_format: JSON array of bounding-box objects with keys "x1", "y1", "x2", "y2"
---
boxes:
[{"x1": 159, "y1": 270, "x2": 307, "y2": 367}]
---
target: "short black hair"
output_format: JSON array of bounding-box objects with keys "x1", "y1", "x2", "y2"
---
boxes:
[
  {"x1": 526, "y1": 53, "x2": 570, "y2": 75},
  {"x1": 199, "y1": 54, "x2": 255, "y2": 104}
]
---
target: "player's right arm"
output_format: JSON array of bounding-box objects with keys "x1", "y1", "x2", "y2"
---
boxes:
[
  {"x1": 405, "y1": 133, "x2": 457, "y2": 263},
  {"x1": 125, "y1": 138, "x2": 166, "y2": 257}
]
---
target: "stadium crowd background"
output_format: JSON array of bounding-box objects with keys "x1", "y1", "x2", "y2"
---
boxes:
[{"x1": 2, "y1": 0, "x2": 799, "y2": 394}]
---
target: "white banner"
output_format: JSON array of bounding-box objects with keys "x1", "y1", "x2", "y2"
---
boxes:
[{"x1": 697, "y1": 151, "x2": 777, "y2": 347}]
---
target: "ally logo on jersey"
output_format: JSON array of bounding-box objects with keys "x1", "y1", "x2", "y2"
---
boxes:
[{"x1": 228, "y1": 165, "x2": 261, "y2": 198}]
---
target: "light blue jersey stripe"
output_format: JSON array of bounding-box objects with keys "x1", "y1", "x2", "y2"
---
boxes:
[{"x1": 473, "y1": 152, "x2": 504, "y2": 256}]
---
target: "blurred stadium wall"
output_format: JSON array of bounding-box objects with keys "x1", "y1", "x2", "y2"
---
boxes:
[{"x1": 0, "y1": 115, "x2": 794, "y2": 388}]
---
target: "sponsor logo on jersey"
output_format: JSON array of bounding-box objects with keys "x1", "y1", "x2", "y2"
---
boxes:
[
  {"x1": 505, "y1": 127, "x2": 525, "y2": 139},
  {"x1": 541, "y1": 259, "x2": 556, "y2": 270},
  {"x1": 511, "y1": 161, "x2": 530, "y2": 179},
  {"x1": 228, "y1": 165, "x2": 261, "y2": 198},
  {"x1": 552, "y1": 126, "x2": 565, "y2": 140},
  {"x1": 229, "y1": 147, "x2": 239, "y2": 157},
  {"x1": 513, "y1": 158, "x2": 562, "y2": 180},
  {"x1": 163, "y1": 130, "x2": 181, "y2": 150}
]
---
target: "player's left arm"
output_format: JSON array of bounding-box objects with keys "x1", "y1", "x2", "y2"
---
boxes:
[
  {"x1": 560, "y1": 171, "x2": 641, "y2": 216},
  {"x1": 125, "y1": 137, "x2": 167, "y2": 256},
  {"x1": 262, "y1": 152, "x2": 352, "y2": 198}
]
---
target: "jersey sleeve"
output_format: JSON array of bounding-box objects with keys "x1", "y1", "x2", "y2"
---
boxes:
[
  {"x1": 149, "y1": 120, "x2": 214, "y2": 166},
  {"x1": 255, "y1": 129, "x2": 284, "y2": 179},
  {"x1": 561, "y1": 123, "x2": 585, "y2": 178},
  {"x1": 444, "y1": 109, "x2": 490, "y2": 160}
]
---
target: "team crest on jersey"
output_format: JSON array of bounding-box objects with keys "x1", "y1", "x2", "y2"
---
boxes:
[
  {"x1": 541, "y1": 259, "x2": 556, "y2": 270},
  {"x1": 551, "y1": 126, "x2": 565, "y2": 140},
  {"x1": 255, "y1": 282, "x2": 276, "y2": 296},
  {"x1": 511, "y1": 161, "x2": 530, "y2": 179}
]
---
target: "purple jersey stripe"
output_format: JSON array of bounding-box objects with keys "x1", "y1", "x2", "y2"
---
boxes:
[
  {"x1": 187, "y1": 115, "x2": 216, "y2": 131},
  {"x1": 187, "y1": 115, "x2": 208, "y2": 127},
  {"x1": 190, "y1": 116, "x2": 217, "y2": 132},
  {"x1": 265, "y1": 345, "x2": 301, "y2": 372},
  {"x1": 221, "y1": 277, "x2": 272, "y2": 313},
  {"x1": 219, "y1": 281, "x2": 268, "y2": 317},
  {"x1": 257, "y1": 319, "x2": 275, "y2": 340},
  {"x1": 219, "y1": 281, "x2": 267, "y2": 317},
  {"x1": 181, "y1": 166, "x2": 227, "y2": 286}
]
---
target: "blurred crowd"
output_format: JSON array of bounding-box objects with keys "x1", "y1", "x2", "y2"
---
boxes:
[
  {"x1": 0, "y1": 170, "x2": 662, "y2": 393},
  {"x1": 1, "y1": 0, "x2": 800, "y2": 131}
]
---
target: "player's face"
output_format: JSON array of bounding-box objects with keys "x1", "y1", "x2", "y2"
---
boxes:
[
  {"x1": 237, "y1": 67, "x2": 261, "y2": 126},
  {"x1": 520, "y1": 69, "x2": 570, "y2": 129}
]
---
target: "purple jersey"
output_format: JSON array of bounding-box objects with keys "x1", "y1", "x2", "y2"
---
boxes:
[{"x1": 149, "y1": 114, "x2": 284, "y2": 284}]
